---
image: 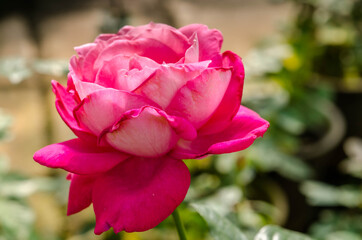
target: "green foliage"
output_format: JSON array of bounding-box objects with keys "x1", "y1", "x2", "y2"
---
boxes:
[
  {"x1": 0, "y1": 199, "x2": 35, "y2": 240},
  {"x1": 254, "y1": 225, "x2": 313, "y2": 240},
  {"x1": 192, "y1": 203, "x2": 314, "y2": 240},
  {"x1": 0, "y1": 110, "x2": 35, "y2": 239},
  {"x1": 0, "y1": 57, "x2": 68, "y2": 84},
  {"x1": 0, "y1": 110, "x2": 59, "y2": 240},
  {"x1": 246, "y1": 139, "x2": 313, "y2": 181},
  {"x1": 301, "y1": 181, "x2": 362, "y2": 207},
  {"x1": 340, "y1": 137, "x2": 362, "y2": 179},
  {"x1": 0, "y1": 158, "x2": 57, "y2": 240},
  {"x1": 309, "y1": 211, "x2": 362, "y2": 240},
  {"x1": 0, "y1": 58, "x2": 31, "y2": 84},
  {"x1": 215, "y1": 0, "x2": 362, "y2": 239},
  {"x1": 191, "y1": 203, "x2": 248, "y2": 240}
]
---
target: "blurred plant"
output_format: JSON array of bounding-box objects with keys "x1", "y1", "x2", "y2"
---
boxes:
[
  {"x1": 0, "y1": 110, "x2": 36, "y2": 239},
  {"x1": 0, "y1": 160, "x2": 57, "y2": 240},
  {"x1": 287, "y1": 0, "x2": 362, "y2": 91},
  {"x1": 0, "y1": 58, "x2": 31, "y2": 84},
  {"x1": 309, "y1": 210, "x2": 362, "y2": 240},
  {"x1": 192, "y1": 204, "x2": 314, "y2": 240},
  {"x1": 301, "y1": 180, "x2": 361, "y2": 207},
  {"x1": 340, "y1": 137, "x2": 362, "y2": 179},
  {"x1": 0, "y1": 57, "x2": 68, "y2": 84},
  {"x1": 0, "y1": 89, "x2": 58, "y2": 240},
  {"x1": 181, "y1": 0, "x2": 362, "y2": 238},
  {"x1": 300, "y1": 137, "x2": 362, "y2": 239}
]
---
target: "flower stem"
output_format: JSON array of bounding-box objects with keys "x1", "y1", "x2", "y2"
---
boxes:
[{"x1": 172, "y1": 207, "x2": 187, "y2": 240}]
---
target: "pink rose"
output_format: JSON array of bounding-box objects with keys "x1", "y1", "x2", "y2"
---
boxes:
[{"x1": 34, "y1": 23, "x2": 269, "y2": 234}]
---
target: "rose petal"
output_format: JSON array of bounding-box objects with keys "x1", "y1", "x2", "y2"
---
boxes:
[
  {"x1": 74, "y1": 43, "x2": 97, "y2": 58},
  {"x1": 95, "y1": 33, "x2": 117, "y2": 42},
  {"x1": 33, "y1": 138, "x2": 129, "y2": 175},
  {"x1": 92, "y1": 156, "x2": 190, "y2": 234},
  {"x1": 95, "y1": 37, "x2": 185, "y2": 66},
  {"x1": 133, "y1": 62, "x2": 210, "y2": 108},
  {"x1": 67, "y1": 173, "x2": 97, "y2": 215},
  {"x1": 198, "y1": 51, "x2": 245, "y2": 134},
  {"x1": 179, "y1": 24, "x2": 223, "y2": 66},
  {"x1": 102, "y1": 107, "x2": 180, "y2": 158},
  {"x1": 51, "y1": 80, "x2": 96, "y2": 142},
  {"x1": 128, "y1": 54, "x2": 160, "y2": 69},
  {"x1": 74, "y1": 89, "x2": 156, "y2": 136},
  {"x1": 94, "y1": 55, "x2": 129, "y2": 89},
  {"x1": 73, "y1": 80, "x2": 105, "y2": 100},
  {"x1": 117, "y1": 23, "x2": 190, "y2": 59},
  {"x1": 159, "y1": 113, "x2": 197, "y2": 141},
  {"x1": 170, "y1": 106, "x2": 269, "y2": 159},
  {"x1": 184, "y1": 33, "x2": 199, "y2": 63},
  {"x1": 116, "y1": 67, "x2": 156, "y2": 91},
  {"x1": 95, "y1": 54, "x2": 159, "y2": 91},
  {"x1": 80, "y1": 44, "x2": 104, "y2": 82},
  {"x1": 69, "y1": 42, "x2": 105, "y2": 85},
  {"x1": 166, "y1": 68, "x2": 232, "y2": 129},
  {"x1": 69, "y1": 56, "x2": 83, "y2": 84},
  {"x1": 93, "y1": 40, "x2": 141, "y2": 69}
]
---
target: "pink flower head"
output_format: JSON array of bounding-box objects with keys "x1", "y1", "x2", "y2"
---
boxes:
[{"x1": 34, "y1": 23, "x2": 269, "y2": 234}]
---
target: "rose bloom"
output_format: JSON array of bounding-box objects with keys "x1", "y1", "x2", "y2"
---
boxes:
[{"x1": 34, "y1": 23, "x2": 269, "y2": 234}]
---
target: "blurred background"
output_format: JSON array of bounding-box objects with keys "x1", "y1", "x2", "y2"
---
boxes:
[{"x1": 0, "y1": 0, "x2": 361, "y2": 239}]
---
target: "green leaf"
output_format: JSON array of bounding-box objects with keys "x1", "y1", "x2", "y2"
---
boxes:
[
  {"x1": 300, "y1": 181, "x2": 362, "y2": 207},
  {"x1": 0, "y1": 199, "x2": 35, "y2": 240},
  {"x1": 254, "y1": 225, "x2": 314, "y2": 240},
  {"x1": 325, "y1": 231, "x2": 362, "y2": 240},
  {"x1": 0, "y1": 177, "x2": 57, "y2": 198},
  {"x1": 0, "y1": 58, "x2": 31, "y2": 84},
  {"x1": 309, "y1": 210, "x2": 362, "y2": 239},
  {"x1": 191, "y1": 203, "x2": 248, "y2": 240},
  {"x1": 247, "y1": 140, "x2": 313, "y2": 181}
]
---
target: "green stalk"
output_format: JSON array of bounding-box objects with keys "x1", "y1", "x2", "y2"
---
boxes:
[{"x1": 172, "y1": 207, "x2": 187, "y2": 240}]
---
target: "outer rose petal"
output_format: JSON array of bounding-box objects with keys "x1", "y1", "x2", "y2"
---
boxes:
[
  {"x1": 67, "y1": 173, "x2": 97, "y2": 215},
  {"x1": 117, "y1": 23, "x2": 190, "y2": 59},
  {"x1": 79, "y1": 43, "x2": 104, "y2": 82},
  {"x1": 166, "y1": 68, "x2": 232, "y2": 129},
  {"x1": 198, "y1": 51, "x2": 245, "y2": 135},
  {"x1": 92, "y1": 156, "x2": 190, "y2": 234},
  {"x1": 179, "y1": 24, "x2": 223, "y2": 66},
  {"x1": 95, "y1": 37, "x2": 184, "y2": 67},
  {"x1": 102, "y1": 107, "x2": 183, "y2": 158},
  {"x1": 170, "y1": 106, "x2": 270, "y2": 159},
  {"x1": 69, "y1": 55, "x2": 83, "y2": 84},
  {"x1": 93, "y1": 40, "x2": 146, "y2": 69},
  {"x1": 51, "y1": 80, "x2": 96, "y2": 142},
  {"x1": 74, "y1": 43, "x2": 97, "y2": 57},
  {"x1": 95, "y1": 33, "x2": 117, "y2": 42},
  {"x1": 74, "y1": 89, "x2": 157, "y2": 136},
  {"x1": 33, "y1": 138, "x2": 129, "y2": 175},
  {"x1": 73, "y1": 80, "x2": 105, "y2": 100},
  {"x1": 69, "y1": 43, "x2": 101, "y2": 84}
]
